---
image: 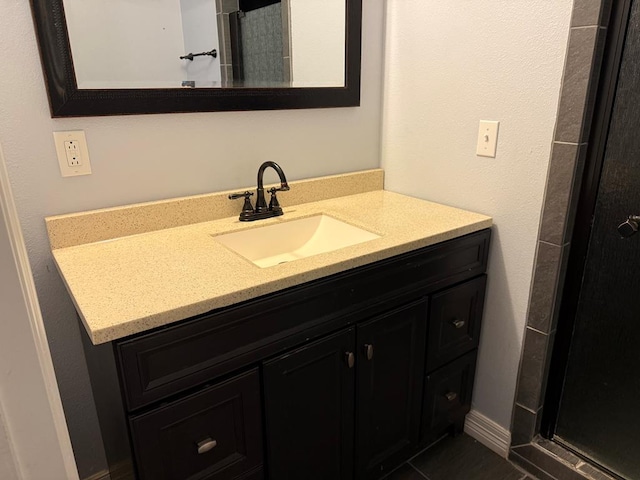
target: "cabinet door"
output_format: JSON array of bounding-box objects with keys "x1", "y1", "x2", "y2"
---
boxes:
[
  {"x1": 356, "y1": 299, "x2": 428, "y2": 480},
  {"x1": 129, "y1": 369, "x2": 263, "y2": 480},
  {"x1": 263, "y1": 328, "x2": 356, "y2": 480}
]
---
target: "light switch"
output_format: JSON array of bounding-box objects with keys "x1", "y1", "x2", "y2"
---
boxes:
[{"x1": 476, "y1": 121, "x2": 499, "y2": 158}]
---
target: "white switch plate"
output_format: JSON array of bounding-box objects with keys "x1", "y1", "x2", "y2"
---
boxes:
[
  {"x1": 53, "y1": 130, "x2": 92, "y2": 177},
  {"x1": 476, "y1": 121, "x2": 500, "y2": 158}
]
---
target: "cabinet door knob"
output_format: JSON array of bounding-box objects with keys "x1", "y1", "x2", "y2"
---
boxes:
[
  {"x1": 449, "y1": 318, "x2": 466, "y2": 329},
  {"x1": 445, "y1": 392, "x2": 458, "y2": 402},
  {"x1": 364, "y1": 344, "x2": 374, "y2": 361},
  {"x1": 196, "y1": 438, "x2": 218, "y2": 454},
  {"x1": 345, "y1": 352, "x2": 355, "y2": 369}
]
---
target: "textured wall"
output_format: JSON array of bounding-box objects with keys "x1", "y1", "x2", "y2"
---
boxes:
[
  {"x1": 0, "y1": 0, "x2": 385, "y2": 476},
  {"x1": 0, "y1": 408, "x2": 18, "y2": 480},
  {"x1": 382, "y1": 0, "x2": 573, "y2": 429}
]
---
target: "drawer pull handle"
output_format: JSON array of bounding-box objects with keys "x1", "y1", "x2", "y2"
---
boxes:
[
  {"x1": 450, "y1": 318, "x2": 465, "y2": 329},
  {"x1": 364, "y1": 344, "x2": 374, "y2": 361},
  {"x1": 445, "y1": 392, "x2": 458, "y2": 402},
  {"x1": 196, "y1": 438, "x2": 218, "y2": 454},
  {"x1": 345, "y1": 352, "x2": 355, "y2": 369}
]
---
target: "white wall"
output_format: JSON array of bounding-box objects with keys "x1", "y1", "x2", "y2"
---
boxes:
[
  {"x1": 290, "y1": 0, "x2": 346, "y2": 87},
  {"x1": 0, "y1": 408, "x2": 19, "y2": 480},
  {"x1": 0, "y1": 143, "x2": 78, "y2": 480},
  {"x1": 63, "y1": 0, "x2": 187, "y2": 88},
  {"x1": 0, "y1": 0, "x2": 385, "y2": 477},
  {"x1": 382, "y1": 1, "x2": 572, "y2": 430}
]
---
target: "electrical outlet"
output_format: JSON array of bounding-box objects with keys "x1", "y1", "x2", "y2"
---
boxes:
[
  {"x1": 53, "y1": 131, "x2": 92, "y2": 177},
  {"x1": 64, "y1": 141, "x2": 81, "y2": 166}
]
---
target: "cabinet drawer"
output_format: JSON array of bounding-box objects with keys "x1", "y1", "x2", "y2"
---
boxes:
[
  {"x1": 426, "y1": 275, "x2": 486, "y2": 372},
  {"x1": 130, "y1": 369, "x2": 263, "y2": 480},
  {"x1": 421, "y1": 351, "x2": 476, "y2": 443}
]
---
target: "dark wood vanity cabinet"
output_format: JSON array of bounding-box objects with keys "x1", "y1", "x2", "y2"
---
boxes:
[
  {"x1": 82, "y1": 229, "x2": 490, "y2": 480},
  {"x1": 264, "y1": 328, "x2": 357, "y2": 480},
  {"x1": 264, "y1": 300, "x2": 428, "y2": 480}
]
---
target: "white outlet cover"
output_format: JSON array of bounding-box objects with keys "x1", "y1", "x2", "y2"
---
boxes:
[
  {"x1": 53, "y1": 130, "x2": 92, "y2": 177},
  {"x1": 476, "y1": 121, "x2": 500, "y2": 158}
]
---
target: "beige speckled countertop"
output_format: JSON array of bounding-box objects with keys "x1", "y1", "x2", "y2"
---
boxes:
[{"x1": 47, "y1": 170, "x2": 492, "y2": 344}]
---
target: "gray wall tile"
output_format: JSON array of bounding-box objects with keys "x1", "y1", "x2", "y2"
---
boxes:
[
  {"x1": 571, "y1": 0, "x2": 604, "y2": 27},
  {"x1": 221, "y1": 0, "x2": 238, "y2": 14},
  {"x1": 240, "y1": 3, "x2": 285, "y2": 85},
  {"x1": 223, "y1": 65, "x2": 233, "y2": 86},
  {"x1": 511, "y1": 405, "x2": 539, "y2": 447},
  {"x1": 527, "y1": 242, "x2": 563, "y2": 332},
  {"x1": 516, "y1": 328, "x2": 549, "y2": 411},
  {"x1": 220, "y1": 14, "x2": 233, "y2": 66},
  {"x1": 555, "y1": 27, "x2": 599, "y2": 143},
  {"x1": 539, "y1": 143, "x2": 580, "y2": 245}
]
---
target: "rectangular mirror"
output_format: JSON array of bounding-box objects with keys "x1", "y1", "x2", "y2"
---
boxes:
[{"x1": 29, "y1": 0, "x2": 362, "y2": 117}]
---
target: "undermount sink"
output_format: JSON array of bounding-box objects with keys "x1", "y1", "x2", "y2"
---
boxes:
[{"x1": 214, "y1": 214, "x2": 381, "y2": 268}]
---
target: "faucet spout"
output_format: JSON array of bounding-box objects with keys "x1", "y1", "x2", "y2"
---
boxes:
[
  {"x1": 255, "y1": 161, "x2": 289, "y2": 213},
  {"x1": 229, "y1": 161, "x2": 290, "y2": 221}
]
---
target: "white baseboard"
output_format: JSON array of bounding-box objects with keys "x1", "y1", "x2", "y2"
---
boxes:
[{"x1": 464, "y1": 409, "x2": 511, "y2": 458}]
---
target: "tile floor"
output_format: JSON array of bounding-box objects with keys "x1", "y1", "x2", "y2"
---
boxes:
[{"x1": 386, "y1": 434, "x2": 535, "y2": 480}]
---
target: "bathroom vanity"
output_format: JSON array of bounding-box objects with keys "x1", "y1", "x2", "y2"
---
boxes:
[{"x1": 47, "y1": 170, "x2": 492, "y2": 480}]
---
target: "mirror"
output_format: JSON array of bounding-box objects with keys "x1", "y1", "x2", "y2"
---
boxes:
[{"x1": 29, "y1": 0, "x2": 361, "y2": 116}]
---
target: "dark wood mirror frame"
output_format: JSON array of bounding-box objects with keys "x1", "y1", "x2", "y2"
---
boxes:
[{"x1": 29, "y1": 0, "x2": 362, "y2": 117}]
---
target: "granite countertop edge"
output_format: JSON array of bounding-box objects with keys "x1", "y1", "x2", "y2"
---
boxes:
[{"x1": 50, "y1": 188, "x2": 493, "y2": 345}]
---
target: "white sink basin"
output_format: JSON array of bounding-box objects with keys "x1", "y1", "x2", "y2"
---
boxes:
[{"x1": 214, "y1": 214, "x2": 380, "y2": 268}]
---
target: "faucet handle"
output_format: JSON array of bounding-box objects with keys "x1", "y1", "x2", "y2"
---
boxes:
[
  {"x1": 267, "y1": 187, "x2": 286, "y2": 213},
  {"x1": 270, "y1": 184, "x2": 290, "y2": 192},
  {"x1": 229, "y1": 191, "x2": 254, "y2": 200},
  {"x1": 229, "y1": 191, "x2": 255, "y2": 220}
]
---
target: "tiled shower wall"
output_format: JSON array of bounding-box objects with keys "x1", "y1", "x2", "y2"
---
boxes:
[
  {"x1": 510, "y1": 0, "x2": 613, "y2": 477},
  {"x1": 216, "y1": 0, "x2": 292, "y2": 86}
]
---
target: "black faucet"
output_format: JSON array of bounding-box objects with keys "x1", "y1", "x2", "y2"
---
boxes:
[{"x1": 229, "y1": 161, "x2": 290, "y2": 221}]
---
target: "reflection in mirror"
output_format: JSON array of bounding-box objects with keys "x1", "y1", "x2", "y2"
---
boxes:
[{"x1": 62, "y1": 0, "x2": 345, "y2": 90}]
